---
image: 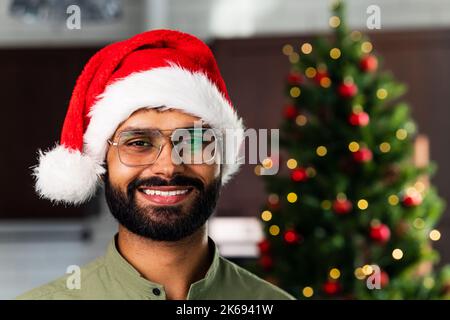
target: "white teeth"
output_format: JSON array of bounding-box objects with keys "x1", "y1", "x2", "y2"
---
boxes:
[{"x1": 142, "y1": 189, "x2": 189, "y2": 196}]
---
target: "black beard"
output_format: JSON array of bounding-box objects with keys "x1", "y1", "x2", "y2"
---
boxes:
[{"x1": 104, "y1": 172, "x2": 221, "y2": 241}]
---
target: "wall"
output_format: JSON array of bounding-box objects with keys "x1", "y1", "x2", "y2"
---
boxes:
[
  {"x1": 1, "y1": 0, "x2": 450, "y2": 46},
  {"x1": 167, "y1": 0, "x2": 450, "y2": 39},
  {"x1": 0, "y1": 0, "x2": 144, "y2": 47}
]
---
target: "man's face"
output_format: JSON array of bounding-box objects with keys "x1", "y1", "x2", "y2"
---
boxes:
[{"x1": 104, "y1": 108, "x2": 222, "y2": 241}]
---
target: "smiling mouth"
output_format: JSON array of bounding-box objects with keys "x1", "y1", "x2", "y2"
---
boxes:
[{"x1": 137, "y1": 186, "x2": 194, "y2": 205}]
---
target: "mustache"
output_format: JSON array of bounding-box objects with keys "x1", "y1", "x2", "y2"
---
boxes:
[{"x1": 127, "y1": 175, "x2": 205, "y2": 196}]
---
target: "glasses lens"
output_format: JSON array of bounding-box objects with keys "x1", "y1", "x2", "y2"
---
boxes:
[
  {"x1": 172, "y1": 128, "x2": 217, "y2": 164},
  {"x1": 117, "y1": 130, "x2": 161, "y2": 166}
]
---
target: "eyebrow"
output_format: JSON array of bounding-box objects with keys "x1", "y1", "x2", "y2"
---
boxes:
[
  {"x1": 119, "y1": 124, "x2": 211, "y2": 132},
  {"x1": 115, "y1": 124, "x2": 212, "y2": 138}
]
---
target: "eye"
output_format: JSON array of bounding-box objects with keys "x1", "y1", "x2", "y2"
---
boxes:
[{"x1": 126, "y1": 139, "x2": 153, "y2": 147}]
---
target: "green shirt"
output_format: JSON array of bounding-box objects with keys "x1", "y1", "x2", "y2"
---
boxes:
[{"x1": 16, "y1": 236, "x2": 295, "y2": 300}]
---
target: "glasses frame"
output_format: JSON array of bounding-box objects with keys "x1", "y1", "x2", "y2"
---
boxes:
[{"x1": 107, "y1": 127, "x2": 222, "y2": 167}]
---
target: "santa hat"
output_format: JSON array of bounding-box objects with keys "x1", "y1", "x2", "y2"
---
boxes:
[{"x1": 33, "y1": 29, "x2": 245, "y2": 205}]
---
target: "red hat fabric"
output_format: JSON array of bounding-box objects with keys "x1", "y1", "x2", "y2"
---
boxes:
[{"x1": 33, "y1": 29, "x2": 244, "y2": 205}]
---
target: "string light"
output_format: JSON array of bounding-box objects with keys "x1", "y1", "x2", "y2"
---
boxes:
[
  {"x1": 290, "y1": 86, "x2": 301, "y2": 98},
  {"x1": 254, "y1": 165, "x2": 262, "y2": 176},
  {"x1": 414, "y1": 181, "x2": 426, "y2": 193},
  {"x1": 405, "y1": 186, "x2": 420, "y2": 197},
  {"x1": 343, "y1": 76, "x2": 354, "y2": 85},
  {"x1": 268, "y1": 193, "x2": 279, "y2": 205},
  {"x1": 413, "y1": 218, "x2": 425, "y2": 230},
  {"x1": 376, "y1": 88, "x2": 388, "y2": 99},
  {"x1": 423, "y1": 277, "x2": 435, "y2": 289},
  {"x1": 370, "y1": 219, "x2": 380, "y2": 227},
  {"x1": 388, "y1": 194, "x2": 399, "y2": 205},
  {"x1": 287, "y1": 192, "x2": 298, "y2": 203},
  {"x1": 329, "y1": 268, "x2": 341, "y2": 279},
  {"x1": 330, "y1": 48, "x2": 341, "y2": 59},
  {"x1": 282, "y1": 44, "x2": 294, "y2": 56},
  {"x1": 379, "y1": 142, "x2": 391, "y2": 153},
  {"x1": 261, "y1": 210, "x2": 272, "y2": 222},
  {"x1": 396, "y1": 128, "x2": 408, "y2": 140},
  {"x1": 317, "y1": 63, "x2": 327, "y2": 73},
  {"x1": 350, "y1": 31, "x2": 362, "y2": 41},
  {"x1": 331, "y1": 0, "x2": 342, "y2": 8},
  {"x1": 302, "y1": 286, "x2": 314, "y2": 298},
  {"x1": 316, "y1": 146, "x2": 327, "y2": 156},
  {"x1": 348, "y1": 141, "x2": 360, "y2": 152},
  {"x1": 306, "y1": 167, "x2": 316, "y2": 177},
  {"x1": 329, "y1": 16, "x2": 341, "y2": 28},
  {"x1": 320, "y1": 77, "x2": 332, "y2": 88},
  {"x1": 301, "y1": 43, "x2": 313, "y2": 54},
  {"x1": 269, "y1": 225, "x2": 280, "y2": 236},
  {"x1": 262, "y1": 158, "x2": 273, "y2": 169},
  {"x1": 405, "y1": 121, "x2": 416, "y2": 133},
  {"x1": 296, "y1": 114, "x2": 308, "y2": 126},
  {"x1": 361, "y1": 41, "x2": 373, "y2": 53},
  {"x1": 352, "y1": 104, "x2": 363, "y2": 113},
  {"x1": 429, "y1": 229, "x2": 441, "y2": 241},
  {"x1": 362, "y1": 265, "x2": 373, "y2": 275},
  {"x1": 286, "y1": 158, "x2": 298, "y2": 169},
  {"x1": 357, "y1": 199, "x2": 369, "y2": 210},
  {"x1": 354, "y1": 267, "x2": 366, "y2": 280},
  {"x1": 337, "y1": 192, "x2": 347, "y2": 201},
  {"x1": 392, "y1": 248, "x2": 404, "y2": 260},
  {"x1": 305, "y1": 67, "x2": 317, "y2": 78},
  {"x1": 321, "y1": 200, "x2": 332, "y2": 210},
  {"x1": 289, "y1": 52, "x2": 300, "y2": 63}
]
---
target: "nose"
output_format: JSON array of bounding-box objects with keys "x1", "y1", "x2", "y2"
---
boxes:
[{"x1": 143, "y1": 142, "x2": 185, "y2": 179}]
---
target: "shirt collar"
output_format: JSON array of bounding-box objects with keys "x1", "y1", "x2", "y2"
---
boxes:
[{"x1": 104, "y1": 234, "x2": 221, "y2": 299}]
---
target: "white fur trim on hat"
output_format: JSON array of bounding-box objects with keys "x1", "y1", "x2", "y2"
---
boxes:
[
  {"x1": 33, "y1": 145, "x2": 106, "y2": 205},
  {"x1": 84, "y1": 63, "x2": 245, "y2": 185}
]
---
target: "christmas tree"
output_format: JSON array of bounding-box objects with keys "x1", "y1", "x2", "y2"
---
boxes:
[{"x1": 255, "y1": 0, "x2": 450, "y2": 299}]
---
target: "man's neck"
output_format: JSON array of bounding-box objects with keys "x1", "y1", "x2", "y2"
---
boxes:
[{"x1": 116, "y1": 225, "x2": 212, "y2": 300}]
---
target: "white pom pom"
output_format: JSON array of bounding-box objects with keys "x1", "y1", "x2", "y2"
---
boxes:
[{"x1": 32, "y1": 145, "x2": 105, "y2": 205}]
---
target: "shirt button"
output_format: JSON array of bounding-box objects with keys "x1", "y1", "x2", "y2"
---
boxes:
[{"x1": 152, "y1": 288, "x2": 161, "y2": 296}]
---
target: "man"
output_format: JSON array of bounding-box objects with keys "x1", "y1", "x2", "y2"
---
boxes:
[{"x1": 17, "y1": 30, "x2": 294, "y2": 300}]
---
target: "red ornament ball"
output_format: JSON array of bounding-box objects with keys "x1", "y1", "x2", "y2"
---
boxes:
[
  {"x1": 360, "y1": 55, "x2": 378, "y2": 72},
  {"x1": 287, "y1": 71, "x2": 303, "y2": 85},
  {"x1": 402, "y1": 192, "x2": 423, "y2": 207},
  {"x1": 259, "y1": 255, "x2": 273, "y2": 270},
  {"x1": 283, "y1": 229, "x2": 302, "y2": 244},
  {"x1": 333, "y1": 199, "x2": 353, "y2": 215},
  {"x1": 258, "y1": 239, "x2": 271, "y2": 254},
  {"x1": 291, "y1": 168, "x2": 308, "y2": 182},
  {"x1": 353, "y1": 147, "x2": 373, "y2": 163},
  {"x1": 283, "y1": 104, "x2": 298, "y2": 119},
  {"x1": 370, "y1": 223, "x2": 391, "y2": 244},
  {"x1": 380, "y1": 271, "x2": 390, "y2": 288},
  {"x1": 338, "y1": 82, "x2": 358, "y2": 98},
  {"x1": 348, "y1": 111, "x2": 370, "y2": 126},
  {"x1": 323, "y1": 280, "x2": 341, "y2": 295}
]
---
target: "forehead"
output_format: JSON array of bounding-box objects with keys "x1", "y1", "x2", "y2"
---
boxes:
[{"x1": 115, "y1": 108, "x2": 203, "y2": 134}]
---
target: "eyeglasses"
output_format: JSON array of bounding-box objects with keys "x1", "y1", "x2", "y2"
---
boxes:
[{"x1": 107, "y1": 127, "x2": 221, "y2": 167}]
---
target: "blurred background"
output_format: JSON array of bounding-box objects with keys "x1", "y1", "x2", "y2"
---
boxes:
[{"x1": 0, "y1": 0, "x2": 449, "y2": 299}]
